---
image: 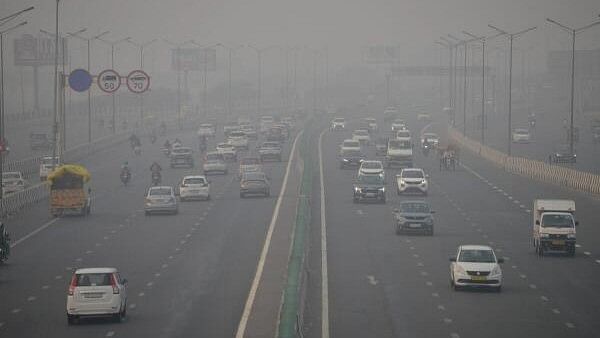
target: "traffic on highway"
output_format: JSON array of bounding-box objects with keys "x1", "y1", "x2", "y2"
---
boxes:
[{"x1": 1, "y1": 1, "x2": 600, "y2": 338}]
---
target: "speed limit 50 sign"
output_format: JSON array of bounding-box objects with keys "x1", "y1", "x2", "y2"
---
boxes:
[
  {"x1": 126, "y1": 70, "x2": 150, "y2": 94},
  {"x1": 97, "y1": 69, "x2": 121, "y2": 93}
]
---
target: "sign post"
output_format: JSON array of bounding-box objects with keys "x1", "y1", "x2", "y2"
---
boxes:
[
  {"x1": 97, "y1": 69, "x2": 121, "y2": 93},
  {"x1": 126, "y1": 69, "x2": 151, "y2": 125}
]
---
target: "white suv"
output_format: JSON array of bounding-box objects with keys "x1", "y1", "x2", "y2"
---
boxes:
[
  {"x1": 330, "y1": 118, "x2": 345, "y2": 131},
  {"x1": 66, "y1": 267, "x2": 128, "y2": 324},
  {"x1": 358, "y1": 160, "x2": 385, "y2": 180},
  {"x1": 178, "y1": 175, "x2": 210, "y2": 201},
  {"x1": 228, "y1": 131, "x2": 249, "y2": 150},
  {"x1": 396, "y1": 168, "x2": 428, "y2": 195},
  {"x1": 450, "y1": 245, "x2": 503, "y2": 292}
]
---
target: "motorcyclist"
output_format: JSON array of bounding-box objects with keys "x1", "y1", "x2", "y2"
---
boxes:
[
  {"x1": 150, "y1": 129, "x2": 157, "y2": 144},
  {"x1": 159, "y1": 122, "x2": 167, "y2": 135},
  {"x1": 150, "y1": 161, "x2": 162, "y2": 173},
  {"x1": 129, "y1": 133, "x2": 141, "y2": 148},
  {"x1": 121, "y1": 161, "x2": 131, "y2": 176}
]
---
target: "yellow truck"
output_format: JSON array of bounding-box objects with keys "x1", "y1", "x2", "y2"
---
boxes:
[{"x1": 48, "y1": 164, "x2": 92, "y2": 217}]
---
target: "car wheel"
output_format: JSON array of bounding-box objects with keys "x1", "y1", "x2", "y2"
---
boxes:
[
  {"x1": 395, "y1": 226, "x2": 402, "y2": 235},
  {"x1": 240, "y1": 192, "x2": 245, "y2": 198},
  {"x1": 495, "y1": 286, "x2": 502, "y2": 293},
  {"x1": 67, "y1": 314, "x2": 77, "y2": 325},
  {"x1": 206, "y1": 195, "x2": 211, "y2": 201},
  {"x1": 453, "y1": 283, "x2": 460, "y2": 291},
  {"x1": 145, "y1": 211, "x2": 150, "y2": 216}
]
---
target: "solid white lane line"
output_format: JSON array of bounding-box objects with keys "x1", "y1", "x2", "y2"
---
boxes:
[
  {"x1": 235, "y1": 130, "x2": 303, "y2": 338},
  {"x1": 106, "y1": 331, "x2": 115, "y2": 337},
  {"x1": 319, "y1": 129, "x2": 331, "y2": 338},
  {"x1": 10, "y1": 218, "x2": 60, "y2": 248}
]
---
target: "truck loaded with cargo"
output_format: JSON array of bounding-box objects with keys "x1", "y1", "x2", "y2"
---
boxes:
[
  {"x1": 48, "y1": 164, "x2": 92, "y2": 217},
  {"x1": 532, "y1": 199, "x2": 577, "y2": 256}
]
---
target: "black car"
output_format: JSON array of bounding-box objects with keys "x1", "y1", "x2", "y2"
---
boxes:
[
  {"x1": 393, "y1": 200, "x2": 435, "y2": 235},
  {"x1": 339, "y1": 149, "x2": 366, "y2": 169},
  {"x1": 170, "y1": 147, "x2": 194, "y2": 168},
  {"x1": 353, "y1": 174, "x2": 386, "y2": 203},
  {"x1": 550, "y1": 145, "x2": 576, "y2": 164}
]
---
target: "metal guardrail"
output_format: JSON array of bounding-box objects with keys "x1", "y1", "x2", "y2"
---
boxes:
[{"x1": 448, "y1": 127, "x2": 600, "y2": 196}]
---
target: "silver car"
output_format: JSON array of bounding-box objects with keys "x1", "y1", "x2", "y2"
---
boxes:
[
  {"x1": 203, "y1": 152, "x2": 228, "y2": 175},
  {"x1": 240, "y1": 172, "x2": 270, "y2": 198},
  {"x1": 145, "y1": 186, "x2": 178, "y2": 215}
]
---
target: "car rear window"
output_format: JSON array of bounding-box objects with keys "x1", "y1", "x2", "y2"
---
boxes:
[
  {"x1": 343, "y1": 141, "x2": 360, "y2": 148},
  {"x1": 75, "y1": 273, "x2": 113, "y2": 286},
  {"x1": 206, "y1": 153, "x2": 223, "y2": 161},
  {"x1": 361, "y1": 162, "x2": 381, "y2": 169},
  {"x1": 241, "y1": 158, "x2": 260, "y2": 165},
  {"x1": 354, "y1": 130, "x2": 369, "y2": 136},
  {"x1": 149, "y1": 188, "x2": 171, "y2": 196},
  {"x1": 183, "y1": 178, "x2": 206, "y2": 185}
]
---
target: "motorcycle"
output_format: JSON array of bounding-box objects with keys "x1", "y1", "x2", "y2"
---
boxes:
[
  {"x1": 134, "y1": 145, "x2": 142, "y2": 156},
  {"x1": 422, "y1": 143, "x2": 431, "y2": 157},
  {"x1": 151, "y1": 171, "x2": 161, "y2": 186},
  {"x1": 120, "y1": 170, "x2": 131, "y2": 186}
]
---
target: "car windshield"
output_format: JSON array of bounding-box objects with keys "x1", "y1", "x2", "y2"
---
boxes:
[
  {"x1": 458, "y1": 249, "x2": 496, "y2": 263},
  {"x1": 402, "y1": 170, "x2": 424, "y2": 178},
  {"x1": 397, "y1": 132, "x2": 410, "y2": 138},
  {"x1": 173, "y1": 148, "x2": 190, "y2": 154},
  {"x1": 243, "y1": 173, "x2": 266, "y2": 181},
  {"x1": 262, "y1": 142, "x2": 279, "y2": 148},
  {"x1": 343, "y1": 149, "x2": 363, "y2": 157},
  {"x1": 389, "y1": 140, "x2": 410, "y2": 149},
  {"x1": 241, "y1": 158, "x2": 260, "y2": 165},
  {"x1": 358, "y1": 175, "x2": 384, "y2": 185},
  {"x1": 354, "y1": 130, "x2": 369, "y2": 136},
  {"x1": 400, "y1": 202, "x2": 430, "y2": 213},
  {"x1": 149, "y1": 188, "x2": 171, "y2": 196},
  {"x1": 344, "y1": 141, "x2": 360, "y2": 148},
  {"x1": 334, "y1": 118, "x2": 344, "y2": 122},
  {"x1": 361, "y1": 162, "x2": 382, "y2": 169},
  {"x1": 183, "y1": 178, "x2": 206, "y2": 185},
  {"x1": 514, "y1": 129, "x2": 529, "y2": 134},
  {"x1": 423, "y1": 133, "x2": 437, "y2": 139},
  {"x1": 206, "y1": 153, "x2": 223, "y2": 161},
  {"x1": 75, "y1": 273, "x2": 113, "y2": 287},
  {"x1": 2, "y1": 173, "x2": 21, "y2": 180},
  {"x1": 42, "y1": 158, "x2": 58, "y2": 165},
  {"x1": 542, "y1": 214, "x2": 574, "y2": 228}
]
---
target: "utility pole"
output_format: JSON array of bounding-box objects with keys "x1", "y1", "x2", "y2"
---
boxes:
[
  {"x1": 488, "y1": 24, "x2": 536, "y2": 156},
  {"x1": 546, "y1": 17, "x2": 600, "y2": 155}
]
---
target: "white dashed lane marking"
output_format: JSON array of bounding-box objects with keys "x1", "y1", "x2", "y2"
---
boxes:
[
  {"x1": 540, "y1": 296, "x2": 549, "y2": 301},
  {"x1": 27, "y1": 296, "x2": 36, "y2": 302},
  {"x1": 11, "y1": 308, "x2": 21, "y2": 314},
  {"x1": 106, "y1": 331, "x2": 115, "y2": 337},
  {"x1": 129, "y1": 303, "x2": 137, "y2": 309},
  {"x1": 583, "y1": 251, "x2": 591, "y2": 256},
  {"x1": 443, "y1": 318, "x2": 453, "y2": 324},
  {"x1": 596, "y1": 260, "x2": 600, "y2": 264},
  {"x1": 565, "y1": 322, "x2": 575, "y2": 329}
]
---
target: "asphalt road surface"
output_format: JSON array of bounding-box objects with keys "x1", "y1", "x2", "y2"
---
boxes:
[
  {"x1": 303, "y1": 109, "x2": 600, "y2": 338},
  {"x1": 0, "y1": 123, "x2": 295, "y2": 338}
]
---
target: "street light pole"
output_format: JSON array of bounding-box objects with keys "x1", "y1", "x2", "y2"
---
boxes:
[
  {"x1": 488, "y1": 24, "x2": 537, "y2": 156},
  {"x1": 0, "y1": 21, "x2": 28, "y2": 200},
  {"x1": 126, "y1": 38, "x2": 157, "y2": 127},
  {"x1": 52, "y1": 0, "x2": 60, "y2": 169},
  {"x1": 97, "y1": 36, "x2": 130, "y2": 134},
  {"x1": 248, "y1": 45, "x2": 277, "y2": 117},
  {"x1": 69, "y1": 30, "x2": 109, "y2": 143},
  {"x1": 546, "y1": 17, "x2": 600, "y2": 155},
  {"x1": 163, "y1": 39, "x2": 191, "y2": 129},
  {"x1": 216, "y1": 44, "x2": 243, "y2": 120},
  {"x1": 440, "y1": 37, "x2": 456, "y2": 123}
]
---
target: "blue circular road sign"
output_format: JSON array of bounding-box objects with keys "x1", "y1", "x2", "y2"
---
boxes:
[{"x1": 68, "y1": 69, "x2": 93, "y2": 92}]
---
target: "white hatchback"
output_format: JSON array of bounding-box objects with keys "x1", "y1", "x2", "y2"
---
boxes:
[
  {"x1": 450, "y1": 245, "x2": 503, "y2": 292},
  {"x1": 66, "y1": 267, "x2": 128, "y2": 324},
  {"x1": 178, "y1": 175, "x2": 210, "y2": 201},
  {"x1": 396, "y1": 168, "x2": 428, "y2": 195}
]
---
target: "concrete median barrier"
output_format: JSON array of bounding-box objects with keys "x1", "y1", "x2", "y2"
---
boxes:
[{"x1": 448, "y1": 126, "x2": 600, "y2": 196}]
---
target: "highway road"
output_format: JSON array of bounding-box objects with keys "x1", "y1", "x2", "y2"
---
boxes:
[
  {"x1": 0, "y1": 122, "x2": 295, "y2": 338},
  {"x1": 302, "y1": 108, "x2": 600, "y2": 338}
]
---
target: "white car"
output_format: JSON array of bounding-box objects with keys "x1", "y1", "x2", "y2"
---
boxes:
[
  {"x1": 178, "y1": 175, "x2": 210, "y2": 201},
  {"x1": 228, "y1": 131, "x2": 249, "y2": 150},
  {"x1": 203, "y1": 152, "x2": 228, "y2": 175},
  {"x1": 512, "y1": 128, "x2": 531, "y2": 143},
  {"x1": 39, "y1": 156, "x2": 60, "y2": 181},
  {"x1": 330, "y1": 117, "x2": 346, "y2": 131},
  {"x1": 352, "y1": 129, "x2": 371, "y2": 145},
  {"x1": 358, "y1": 160, "x2": 385, "y2": 180},
  {"x1": 396, "y1": 168, "x2": 428, "y2": 195},
  {"x1": 145, "y1": 186, "x2": 179, "y2": 215},
  {"x1": 421, "y1": 132, "x2": 439, "y2": 147},
  {"x1": 391, "y1": 119, "x2": 406, "y2": 132},
  {"x1": 66, "y1": 267, "x2": 128, "y2": 324},
  {"x1": 396, "y1": 130, "x2": 411, "y2": 142},
  {"x1": 239, "y1": 156, "x2": 263, "y2": 179},
  {"x1": 364, "y1": 118, "x2": 378, "y2": 133},
  {"x1": 340, "y1": 139, "x2": 361, "y2": 154},
  {"x1": 450, "y1": 245, "x2": 503, "y2": 292},
  {"x1": 216, "y1": 142, "x2": 237, "y2": 161},
  {"x1": 197, "y1": 123, "x2": 216, "y2": 138},
  {"x1": 2, "y1": 171, "x2": 26, "y2": 195}
]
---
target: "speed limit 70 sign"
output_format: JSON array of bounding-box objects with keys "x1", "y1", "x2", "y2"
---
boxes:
[
  {"x1": 97, "y1": 69, "x2": 121, "y2": 93},
  {"x1": 126, "y1": 70, "x2": 150, "y2": 94}
]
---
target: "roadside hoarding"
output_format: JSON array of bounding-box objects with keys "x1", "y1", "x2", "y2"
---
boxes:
[
  {"x1": 14, "y1": 34, "x2": 67, "y2": 66},
  {"x1": 171, "y1": 48, "x2": 216, "y2": 71}
]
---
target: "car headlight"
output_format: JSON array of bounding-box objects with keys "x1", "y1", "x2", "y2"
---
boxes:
[
  {"x1": 490, "y1": 265, "x2": 502, "y2": 276},
  {"x1": 567, "y1": 234, "x2": 576, "y2": 239},
  {"x1": 454, "y1": 264, "x2": 466, "y2": 275},
  {"x1": 540, "y1": 233, "x2": 550, "y2": 238},
  {"x1": 354, "y1": 187, "x2": 362, "y2": 193},
  {"x1": 343, "y1": 158, "x2": 349, "y2": 162},
  {"x1": 425, "y1": 217, "x2": 433, "y2": 225},
  {"x1": 421, "y1": 180, "x2": 427, "y2": 187},
  {"x1": 378, "y1": 187, "x2": 385, "y2": 192},
  {"x1": 396, "y1": 216, "x2": 407, "y2": 224}
]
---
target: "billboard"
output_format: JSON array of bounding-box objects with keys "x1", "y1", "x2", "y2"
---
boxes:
[
  {"x1": 14, "y1": 34, "x2": 67, "y2": 66},
  {"x1": 362, "y1": 45, "x2": 402, "y2": 64},
  {"x1": 171, "y1": 48, "x2": 216, "y2": 71}
]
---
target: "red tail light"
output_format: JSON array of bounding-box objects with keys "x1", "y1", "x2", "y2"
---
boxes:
[
  {"x1": 68, "y1": 274, "x2": 77, "y2": 296},
  {"x1": 111, "y1": 274, "x2": 120, "y2": 294}
]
